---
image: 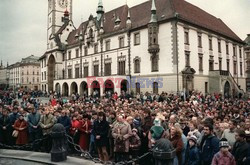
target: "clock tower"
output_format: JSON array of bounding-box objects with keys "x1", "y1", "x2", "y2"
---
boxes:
[{"x1": 47, "y1": 0, "x2": 72, "y2": 49}]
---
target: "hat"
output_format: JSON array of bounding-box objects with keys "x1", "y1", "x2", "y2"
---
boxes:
[
  {"x1": 133, "y1": 118, "x2": 140, "y2": 126},
  {"x1": 188, "y1": 135, "x2": 197, "y2": 144},
  {"x1": 153, "y1": 118, "x2": 161, "y2": 126},
  {"x1": 219, "y1": 141, "x2": 229, "y2": 148}
]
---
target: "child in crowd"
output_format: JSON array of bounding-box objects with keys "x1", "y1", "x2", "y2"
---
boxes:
[
  {"x1": 212, "y1": 138, "x2": 236, "y2": 165},
  {"x1": 185, "y1": 135, "x2": 200, "y2": 165}
]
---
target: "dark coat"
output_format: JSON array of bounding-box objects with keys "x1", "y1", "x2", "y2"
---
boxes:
[
  {"x1": 200, "y1": 135, "x2": 220, "y2": 165},
  {"x1": 232, "y1": 141, "x2": 249, "y2": 165},
  {"x1": 93, "y1": 120, "x2": 110, "y2": 147},
  {"x1": 27, "y1": 112, "x2": 41, "y2": 133},
  {"x1": 57, "y1": 116, "x2": 71, "y2": 133},
  {"x1": 0, "y1": 115, "x2": 11, "y2": 142},
  {"x1": 185, "y1": 145, "x2": 200, "y2": 165}
]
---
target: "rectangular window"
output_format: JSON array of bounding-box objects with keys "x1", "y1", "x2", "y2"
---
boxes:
[
  {"x1": 84, "y1": 46, "x2": 88, "y2": 56},
  {"x1": 105, "y1": 40, "x2": 110, "y2": 51},
  {"x1": 44, "y1": 71, "x2": 46, "y2": 80},
  {"x1": 134, "y1": 33, "x2": 140, "y2": 45},
  {"x1": 151, "y1": 56, "x2": 158, "y2": 72},
  {"x1": 198, "y1": 33, "x2": 202, "y2": 47},
  {"x1": 233, "y1": 45, "x2": 236, "y2": 56},
  {"x1": 205, "y1": 82, "x2": 208, "y2": 94},
  {"x1": 68, "y1": 69, "x2": 72, "y2": 79},
  {"x1": 240, "y1": 62, "x2": 243, "y2": 76},
  {"x1": 37, "y1": 77, "x2": 39, "y2": 83},
  {"x1": 218, "y1": 40, "x2": 221, "y2": 53},
  {"x1": 94, "y1": 44, "x2": 98, "y2": 53},
  {"x1": 198, "y1": 54, "x2": 203, "y2": 71},
  {"x1": 239, "y1": 48, "x2": 242, "y2": 58},
  {"x1": 84, "y1": 66, "x2": 88, "y2": 77},
  {"x1": 42, "y1": 72, "x2": 43, "y2": 80},
  {"x1": 226, "y1": 43, "x2": 229, "y2": 54},
  {"x1": 184, "y1": 29, "x2": 189, "y2": 44},
  {"x1": 75, "y1": 68, "x2": 79, "y2": 78},
  {"x1": 233, "y1": 61, "x2": 237, "y2": 75},
  {"x1": 227, "y1": 59, "x2": 230, "y2": 71},
  {"x1": 185, "y1": 51, "x2": 190, "y2": 67},
  {"x1": 68, "y1": 51, "x2": 71, "y2": 60},
  {"x1": 75, "y1": 49, "x2": 79, "y2": 58},
  {"x1": 219, "y1": 58, "x2": 222, "y2": 70},
  {"x1": 94, "y1": 65, "x2": 99, "y2": 76},
  {"x1": 104, "y1": 63, "x2": 111, "y2": 76},
  {"x1": 118, "y1": 61, "x2": 125, "y2": 75},
  {"x1": 62, "y1": 69, "x2": 65, "y2": 79},
  {"x1": 209, "y1": 37, "x2": 213, "y2": 50},
  {"x1": 62, "y1": 53, "x2": 65, "y2": 61},
  {"x1": 209, "y1": 60, "x2": 214, "y2": 71},
  {"x1": 119, "y1": 36, "x2": 125, "y2": 48}
]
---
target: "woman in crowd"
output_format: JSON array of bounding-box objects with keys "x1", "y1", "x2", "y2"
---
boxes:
[
  {"x1": 112, "y1": 114, "x2": 131, "y2": 162},
  {"x1": 13, "y1": 114, "x2": 28, "y2": 145},
  {"x1": 78, "y1": 113, "x2": 91, "y2": 151},
  {"x1": 169, "y1": 125, "x2": 184, "y2": 165}
]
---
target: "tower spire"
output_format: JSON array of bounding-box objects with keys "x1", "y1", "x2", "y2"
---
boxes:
[
  {"x1": 150, "y1": 0, "x2": 157, "y2": 23},
  {"x1": 126, "y1": 8, "x2": 132, "y2": 28},
  {"x1": 96, "y1": 0, "x2": 104, "y2": 21}
]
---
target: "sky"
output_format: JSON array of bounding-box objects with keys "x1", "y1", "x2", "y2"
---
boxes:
[{"x1": 0, "y1": 0, "x2": 249, "y2": 65}]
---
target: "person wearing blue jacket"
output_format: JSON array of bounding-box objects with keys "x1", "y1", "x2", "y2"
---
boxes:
[
  {"x1": 185, "y1": 135, "x2": 200, "y2": 165},
  {"x1": 57, "y1": 110, "x2": 71, "y2": 133},
  {"x1": 199, "y1": 123, "x2": 220, "y2": 165}
]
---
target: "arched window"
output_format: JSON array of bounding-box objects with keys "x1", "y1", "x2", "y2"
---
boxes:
[
  {"x1": 153, "y1": 82, "x2": 158, "y2": 94},
  {"x1": 134, "y1": 59, "x2": 140, "y2": 73}
]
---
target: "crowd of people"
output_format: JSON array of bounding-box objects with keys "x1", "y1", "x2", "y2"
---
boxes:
[{"x1": 0, "y1": 89, "x2": 250, "y2": 165}]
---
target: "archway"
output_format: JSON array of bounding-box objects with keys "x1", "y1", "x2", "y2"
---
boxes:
[
  {"x1": 80, "y1": 81, "x2": 88, "y2": 96},
  {"x1": 55, "y1": 83, "x2": 61, "y2": 95},
  {"x1": 48, "y1": 55, "x2": 56, "y2": 92},
  {"x1": 62, "y1": 82, "x2": 69, "y2": 96},
  {"x1": 70, "y1": 82, "x2": 78, "y2": 95},
  {"x1": 91, "y1": 81, "x2": 100, "y2": 97},
  {"x1": 121, "y1": 79, "x2": 129, "y2": 94},
  {"x1": 104, "y1": 80, "x2": 114, "y2": 93},
  {"x1": 224, "y1": 81, "x2": 230, "y2": 98}
]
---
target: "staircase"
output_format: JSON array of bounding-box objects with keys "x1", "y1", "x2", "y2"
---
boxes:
[{"x1": 209, "y1": 70, "x2": 244, "y2": 97}]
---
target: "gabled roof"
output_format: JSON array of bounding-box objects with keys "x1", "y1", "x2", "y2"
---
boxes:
[
  {"x1": 66, "y1": 0, "x2": 242, "y2": 46},
  {"x1": 244, "y1": 34, "x2": 250, "y2": 47}
]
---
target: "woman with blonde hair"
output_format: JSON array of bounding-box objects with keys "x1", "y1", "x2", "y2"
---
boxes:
[{"x1": 169, "y1": 125, "x2": 184, "y2": 165}]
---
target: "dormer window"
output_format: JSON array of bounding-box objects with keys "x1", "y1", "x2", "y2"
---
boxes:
[{"x1": 89, "y1": 28, "x2": 93, "y2": 38}]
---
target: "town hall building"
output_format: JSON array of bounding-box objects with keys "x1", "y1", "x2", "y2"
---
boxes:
[{"x1": 39, "y1": 0, "x2": 246, "y2": 97}]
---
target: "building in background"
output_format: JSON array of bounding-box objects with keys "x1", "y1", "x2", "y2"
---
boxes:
[
  {"x1": 0, "y1": 61, "x2": 8, "y2": 90},
  {"x1": 8, "y1": 55, "x2": 40, "y2": 91},
  {"x1": 40, "y1": 0, "x2": 246, "y2": 97},
  {"x1": 244, "y1": 34, "x2": 250, "y2": 95}
]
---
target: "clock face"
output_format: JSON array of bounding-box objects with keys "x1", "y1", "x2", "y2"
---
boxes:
[{"x1": 58, "y1": 0, "x2": 68, "y2": 8}]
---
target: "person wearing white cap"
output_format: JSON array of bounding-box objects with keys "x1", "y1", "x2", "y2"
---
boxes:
[{"x1": 211, "y1": 138, "x2": 236, "y2": 165}]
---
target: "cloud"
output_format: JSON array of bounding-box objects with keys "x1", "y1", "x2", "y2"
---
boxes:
[{"x1": 0, "y1": 0, "x2": 249, "y2": 65}]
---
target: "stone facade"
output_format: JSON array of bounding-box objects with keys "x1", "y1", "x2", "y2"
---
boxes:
[
  {"x1": 40, "y1": 0, "x2": 246, "y2": 97},
  {"x1": 8, "y1": 55, "x2": 40, "y2": 90}
]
